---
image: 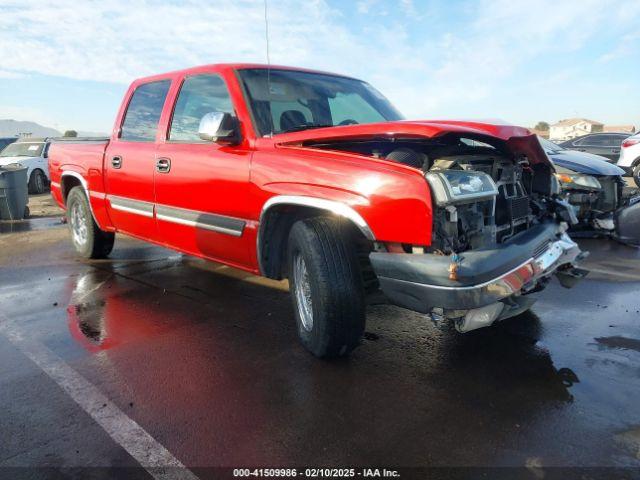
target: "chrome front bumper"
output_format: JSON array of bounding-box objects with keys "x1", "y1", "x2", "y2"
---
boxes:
[{"x1": 370, "y1": 225, "x2": 585, "y2": 314}]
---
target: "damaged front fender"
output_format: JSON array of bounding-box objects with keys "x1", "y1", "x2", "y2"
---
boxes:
[{"x1": 615, "y1": 197, "x2": 640, "y2": 246}]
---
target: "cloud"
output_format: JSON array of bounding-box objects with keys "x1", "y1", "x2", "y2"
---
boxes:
[
  {"x1": 0, "y1": 69, "x2": 25, "y2": 79},
  {"x1": 599, "y1": 31, "x2": 640, "y2": 63},
  {"x1": 0, "y1": 0, "x2": 637, "y2": 125}
]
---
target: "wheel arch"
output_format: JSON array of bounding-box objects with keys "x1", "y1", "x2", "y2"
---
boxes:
[
  {"x1": 60, "y1": 171, "x2": 103, "y2": 227},
  {"x1": 257, "y1": 195, "x2": 376, "y2": 279}
]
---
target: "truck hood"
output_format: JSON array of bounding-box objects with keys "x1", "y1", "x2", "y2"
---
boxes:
[
  {"x1": 274, "y1": 120, "x2": 551, "y2": 166},
  {"x1": 0, "y1": 155, "x2": 39, "y2": 166},
  {"x1": 548, "y1": 150, "x2": 625, "y2": 176}
]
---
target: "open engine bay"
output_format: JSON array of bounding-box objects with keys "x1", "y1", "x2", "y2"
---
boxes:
[{"x1": 305, "y1": 133, "x2": 563, "y2": 254}]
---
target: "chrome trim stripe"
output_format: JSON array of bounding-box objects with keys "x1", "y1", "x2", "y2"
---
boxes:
[
  {"x1": 257, "y1": 195, "x2": 376, "y2": 276},
  {"x1": 155, "y1": 204, "x2": 245, "y2": 237},
  {"x1": 108, "y1": 195, "x2": 154, "y2": 218},
  {"x1": 60, "y1": 171, "x2": 101, "y2": 226},
  {"x1": 260, "y1": 196, "x2": 375, "y2": 241}
]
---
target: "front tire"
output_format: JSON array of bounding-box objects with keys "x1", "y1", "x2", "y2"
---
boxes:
[
  {"x1": 28, "y1": 169, "x2": 46, "y2": 194},
  {"x1": 66, "y1": 186, "x2": 115, "y2": 259},
  {"x1": 287, "y1": 217, "x2": 366, "y2": 358}
]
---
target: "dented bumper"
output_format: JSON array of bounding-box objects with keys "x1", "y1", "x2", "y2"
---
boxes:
[{"x1": 370, "y1": 222, "x2": 585, "y2": 314}]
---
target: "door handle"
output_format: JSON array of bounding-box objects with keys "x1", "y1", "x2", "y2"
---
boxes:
[
  {"x1": 612, "y1": 149, "x2": 620, "y2": 154},
  {"x1": 156, "y1": 157, "x2": 171, "y2": 173},
  {"x1": 111, "y1": 155, "x2": 122, "y2": 169}
]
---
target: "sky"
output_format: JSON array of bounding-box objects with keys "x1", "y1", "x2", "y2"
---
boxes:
[{"x1": 0, "y1": 0, "x2": 638, "y2": 134}]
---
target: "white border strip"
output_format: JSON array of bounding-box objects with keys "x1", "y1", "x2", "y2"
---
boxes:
[{"x1": 0, "y1": 315, "x2": 198, "y2": 480}]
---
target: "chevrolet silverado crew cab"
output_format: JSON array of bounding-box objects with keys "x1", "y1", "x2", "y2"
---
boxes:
[{"x1": 49, "y1": 64, "x2": 587, "y2": 358}]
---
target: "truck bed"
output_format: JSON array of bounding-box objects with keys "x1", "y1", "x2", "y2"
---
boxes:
[{"x1": 48, "y1": 137, "x2": 110, "y2": 211}]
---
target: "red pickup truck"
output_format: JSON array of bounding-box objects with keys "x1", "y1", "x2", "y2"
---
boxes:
[{"x1": 49, "y1": 63, "x2": 587, "y2": 357}]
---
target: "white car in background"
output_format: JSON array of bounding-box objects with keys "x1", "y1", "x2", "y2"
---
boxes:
[
  {"x1": 0, "y1": 138, "x2": 51, "y2": 194},
  {"x1": 617, "y1": 132, "x2": 640, "y2": 187}
]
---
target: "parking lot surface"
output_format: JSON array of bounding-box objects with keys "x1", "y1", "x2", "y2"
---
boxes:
[{"x1": 1, "y1": 214, "x2": 640, "y2": 479}]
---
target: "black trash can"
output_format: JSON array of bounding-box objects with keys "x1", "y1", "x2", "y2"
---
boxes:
[{"x1": 0, "y1": 164, "x2": 29, "y2": 220}]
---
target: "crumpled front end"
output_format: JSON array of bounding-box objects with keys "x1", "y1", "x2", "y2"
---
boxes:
[
  {"x1": 370, "y1": 222, "x2": 587, "y2": 332},
  {"x1": 615, "y1": 197, "x2": 640, "y2": 246},
  {"x1": 558, "y1": 173, "x2": 640, "y2": 245}
]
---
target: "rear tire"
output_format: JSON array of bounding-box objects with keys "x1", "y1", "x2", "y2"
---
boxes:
[
  {"x1": 66, "y1": 186, "x2": 114, "y2": 259},
  {"x1": 633, "y1": 163, "x2": 640, "y2": 189},
  {"x1": 287, "y1": 216, "x2": 366, "y2": 358},
  {"x1": 28, "y1": 169, "x2": 46, "y2": 194}
]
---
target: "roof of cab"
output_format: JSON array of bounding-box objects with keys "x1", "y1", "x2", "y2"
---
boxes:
[{"x1": 131, "y1": 63, "x2": 359, "y2": 86}]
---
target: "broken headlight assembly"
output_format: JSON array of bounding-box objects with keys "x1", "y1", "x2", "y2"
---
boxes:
[
  {"x1": 425, "y1": 169, "x2": 498, "y2": 206},
  {"x1": 555, "y1": 173, "x2": 602, "y2": 191}
]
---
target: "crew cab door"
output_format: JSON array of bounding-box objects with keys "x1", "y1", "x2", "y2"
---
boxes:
[
  {"x1": 105, "y1": 80, "x2": 171, "y2": 239},
  {"x1": 154, "y1": 73, "x2": 252, "y2": 267}
]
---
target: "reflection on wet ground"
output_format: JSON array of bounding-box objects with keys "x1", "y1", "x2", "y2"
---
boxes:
[
  {"x1": 1, "y1": 227, "x2": 639, "y2": 473},
  {"x1": 0, "y1": 216, "x2": 64, "y2": 233}
]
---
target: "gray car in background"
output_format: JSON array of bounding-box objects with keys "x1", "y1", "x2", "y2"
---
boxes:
[{"x1": 559, "y1": 132, "x2": 631, "y2": 162}]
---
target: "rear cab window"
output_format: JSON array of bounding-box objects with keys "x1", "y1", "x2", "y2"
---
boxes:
[{"x1": 120, "y1": 80, "x2": 172, "y2": 142}]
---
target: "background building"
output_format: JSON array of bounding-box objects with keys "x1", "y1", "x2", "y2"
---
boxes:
[{"x1": 550, "y1": 118, "x2": 604, "y2": 141}]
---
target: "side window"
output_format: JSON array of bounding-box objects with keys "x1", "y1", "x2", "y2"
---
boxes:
[
  {"x1": 614, "y1": 135, "x2": 628, "y2": 147},
  {"x1": 169, "y1": 74, "x2": 234, "y2": 141},
  {"x1": 120, "y1": 80, "x2": 171, "y2": 142},
  {"x1": 583, "y1": 135, "x2": 608, "y2": 146}
]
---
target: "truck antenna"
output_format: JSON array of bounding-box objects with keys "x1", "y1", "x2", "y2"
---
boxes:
[{"x1": 264, "y1": 0, "x2": 274, "y2": 137}]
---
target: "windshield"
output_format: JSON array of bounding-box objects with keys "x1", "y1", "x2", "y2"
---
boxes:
[
  {"x1": 538, "y1": 137, "x2": 564, "y2": 153},
  {"x1": 0, "y1": 142, "x2": 45, "y2": 157},
  {"x1": 237, "y1": 68, "x2": 403, "y2": 135}
]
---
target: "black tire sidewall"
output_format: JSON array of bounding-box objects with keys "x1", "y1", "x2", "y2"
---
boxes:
[
  {"x1": 287, "y1": 217, "x2": 365, "y2": 357},
  {"x1": 634, "y1": 164, "x2": 640, "y2": 188},
  {"x1": 29, "y1": 170, "x2": 45, "y2": 194}
]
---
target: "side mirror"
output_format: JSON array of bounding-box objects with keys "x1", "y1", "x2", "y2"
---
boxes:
[{"x1": 198, "y1": 112, "x2": 240, "y2": 144}]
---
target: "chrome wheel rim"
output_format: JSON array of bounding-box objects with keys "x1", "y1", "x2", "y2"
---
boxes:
[
  {"x1": 293, "y1": 252, "x2": 313, "y2": 331},
  {"x1": 70, "y1": 201, "x2": 88, "y2": 247}
]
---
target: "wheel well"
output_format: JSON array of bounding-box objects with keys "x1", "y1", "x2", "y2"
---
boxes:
[
  {"x1": 258, "y1": 205, "x2": 373, "y2": 280},
  {"x1": 60, "y1": 176, "x2": 82, "y2": 204}
]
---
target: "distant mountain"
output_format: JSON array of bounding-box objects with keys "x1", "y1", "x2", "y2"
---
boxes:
[{"x1": 0, "y1": 119, "x2": 61, "y2": 138}]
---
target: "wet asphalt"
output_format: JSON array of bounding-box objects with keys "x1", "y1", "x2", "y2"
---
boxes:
[{"x1": 1, "y1": 216, "x2": 640, "y2": 479}]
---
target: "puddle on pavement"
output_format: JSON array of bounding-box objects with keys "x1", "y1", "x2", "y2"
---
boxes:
[
  {"x1": 595, "y1": 336, "x2": 640, "y2": 353},
  {"x1": 616, "y1": 426, "x2": 640, "y2": 459},
  {"x1": 66, "y1": 271, "x2": 186, "y2": 353},
  {"x1": 0, "y1": 216, "x2": 65, "y2": 233}
]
